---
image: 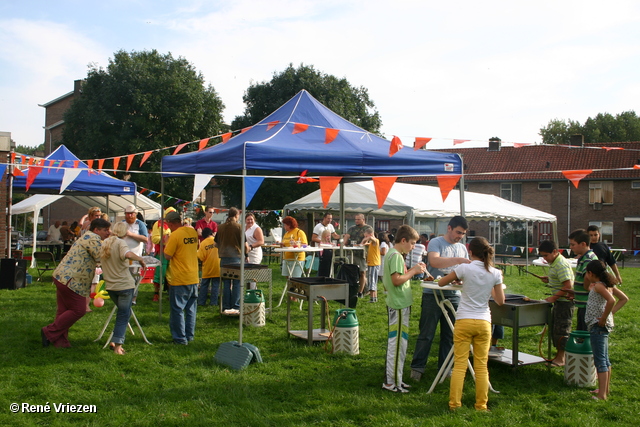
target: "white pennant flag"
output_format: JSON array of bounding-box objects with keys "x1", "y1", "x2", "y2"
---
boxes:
[
  {"x1": 60, "y1": 168, "x2": 83, "y2": 193},
  {"x1": 193, "y1": 174, "x2": 214, "y2": 202}
]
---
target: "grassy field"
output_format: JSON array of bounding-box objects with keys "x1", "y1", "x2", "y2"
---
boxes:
[{"x1": 1, "y1": 263, "x2": 638, "y2": 426}]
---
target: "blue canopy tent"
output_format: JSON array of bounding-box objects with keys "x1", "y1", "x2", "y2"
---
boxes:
[
  {"x1": 10, "y1": 145, "x2": 138, "y2": 264},
  {"x1": 161, "y1": 90, "x2": 463, "y2": 355}
]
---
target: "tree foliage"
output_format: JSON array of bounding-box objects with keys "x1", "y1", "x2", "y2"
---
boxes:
[
  {"x1": 62, "y1": 49, "x2": 226, "y2": 200},
  {"x1": 539, "y1": 111, "x2": 640, "y2": 144},
  {"x1": 221, "y1": 64, "x2": 381, "y2": 210}
]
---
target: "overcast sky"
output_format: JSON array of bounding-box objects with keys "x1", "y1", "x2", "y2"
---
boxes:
[{"x1": 1, "y1": 0, "x2": 639, "y2": 150}]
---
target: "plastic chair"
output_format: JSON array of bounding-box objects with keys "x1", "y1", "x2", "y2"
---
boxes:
[{"x1": 33, "y1": 252, "x2": 56, "y2": 281}]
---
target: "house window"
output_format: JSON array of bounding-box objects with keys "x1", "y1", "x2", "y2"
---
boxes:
[
  {"x1": 538, "y1": 182, "x2": 553, "y2": 190},
  {"x1": 632, "y1": 181, "x2": 640, "y2": 190},
  {"x1": 589, "y1": 181, "x2": 613, "y2": 205},
  {"x1": 500, "y1": 183, "x2": 522, "y2": 203},
  {"x1": 378, "y1": 220, "x2": 390, "y2": 232},
  {"x1": 589, "y1": 221, "x2": 613, "y2": 244}
]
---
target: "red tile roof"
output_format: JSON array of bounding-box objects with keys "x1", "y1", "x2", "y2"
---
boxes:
[{"x1": 404, "y1": 142, "x2": 640, "y2": 182}]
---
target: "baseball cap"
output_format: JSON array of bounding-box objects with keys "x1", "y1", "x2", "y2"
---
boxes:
[
  {"x1": 124, "y1": 204, "x2": 138, "y2": 213},
  {"x1": 165, "y1": 211, "x2": 181, "y2": 223},
  {"x1": 163, "y1": 207, "x2": 177, "y2": 218}
]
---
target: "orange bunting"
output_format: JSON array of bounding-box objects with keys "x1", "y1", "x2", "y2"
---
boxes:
[
  {"x1": 513, "y1": 143, "x2": 530, "y2": 148},
  {"x1": 292, "y1": 123, "x2": 309, "y2": 134},
  {"x1": 413, "y1": 137, "x2": 432, "y2": 150},
  {"x1": 56, "y1": 160, "x2": 65, "y2": 172},
  {"x1": 297, "y1": 170, "x2": 319, "y2": 184},
  {"x1": 28, "y1": 157, "x2": 35, "y2": 166},
  {"x1": 173, "y1": 143, "x2": 187, "y2": 155},
  {"x1": 199, "y1": 138, "x2": 210, "y2": 151},
  {"x1": 140, "y1": 151, "x2": 152, "y2": 167},
  {"x1": 266, "y1": 121, "x2": 280, "y2": 131},
  {"x1": 10, "y1": 152, "x2": 15, "y2": 165},
  {"x1": 325, "y1": 128, "x2": 339, "y2": 144},
  {"x1": 562, "y1": 169, "x2": 592, "y2": 188},
  {"x1": 634, "y1": 165, "x2": 640, "y2": 169},
  {"x1": 221, "y1": 132, "x2": 232, "y2": 143},
  {"x1": 437, "y1": 175, "x2": 461, "y2": 202},
  {"x1": 389, "y1": 136, "x2": 403, "y2": 157},
  {"x1": 26, "y1": 161, "x2": 44, "y2": 191},
  {"x1": 602, "y1": 147, "x2": 623, "y2": 151},
  {"x1": 453, "y1": 139, "x2": 469, "y2": 145},
  {"x1": 372, "y1": 177, "x2": 397, "y2": 208},
  {"x1": 13, "y1": 167, "x2": 25, "y2": 176},
  {"x1": 126, "y1": 154, "x2": 135, "y2": 172},
  {"x1": 319, "y1": 177, "x2": 342, "y2": 208},
  {"x1": 241, "y1": 127, "x2": 252, "y2": 134},
  {"x1": 21, "y1": 155, "x2": 27, "y2": 165},
  {"x1": 97, "y1": 158, "x2": 105, "y2": 172},
  {"x1": 87, "y1": 160, "x2": 94, "y2": 170},
  {"x1": 113, "y1": 157, "x2": 120, "y2": 172},
  {"x1": 73, "y1": 160, "x2": 79, "y2": 169}
]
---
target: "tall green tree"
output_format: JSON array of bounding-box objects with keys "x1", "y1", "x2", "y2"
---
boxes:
[
  {"x1": 221, "y1": 63, "x2": 382, "y2": 209},
  {"x1": 539, "y1": 111, "x2": 640, "y2": 144},
  {"x1": 62, "y1": 49, "x2": 226, "y2": 200}
]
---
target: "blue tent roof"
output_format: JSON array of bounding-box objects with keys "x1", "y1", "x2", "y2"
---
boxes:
[
  {"x1": 162, "y1": 90, "x2": 462, "y2": 177},
  {"x1": 13, "y1": 145, "x2": 136, "y2": 195}
]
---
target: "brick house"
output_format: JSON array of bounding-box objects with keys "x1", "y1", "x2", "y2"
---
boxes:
[{"x1": 406, "y1": 139, "x2": 640, "y2": 250}]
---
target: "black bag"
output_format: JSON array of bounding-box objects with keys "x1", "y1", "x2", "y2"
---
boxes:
[{"x1": 334, "y1": 261, "x2": 360, "y2": 308}]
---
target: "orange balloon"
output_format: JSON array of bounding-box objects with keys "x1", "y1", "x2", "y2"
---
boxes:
[{"x1": 93, "y1": 297, "x2": 105, "y2": 308}]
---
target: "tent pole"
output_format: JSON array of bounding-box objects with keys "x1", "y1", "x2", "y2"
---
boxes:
[
  {"x1": 459, "y1": 155, "x2": 466, "y2": 218},
  {"x1": 6, "y1": 151, "x2": 14, "y2": 258},
  {"x1": 239, "y1": 169, "x2": 247, "y2": 346},
  {"x1": 339, "y1": 181, "x2": 345, "y2": 258}
]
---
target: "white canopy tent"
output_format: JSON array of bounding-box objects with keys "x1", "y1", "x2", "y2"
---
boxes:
[{"x1": 13, "y1": 193, "x2": 161, "y2": 267}]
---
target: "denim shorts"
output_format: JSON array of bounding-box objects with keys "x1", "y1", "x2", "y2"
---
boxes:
[{"x1": 589, "y1": 324, "x2": 611, "y2": 373}]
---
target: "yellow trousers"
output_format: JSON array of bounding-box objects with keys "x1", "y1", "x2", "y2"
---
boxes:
[{"x1": 449, "y1": 318, "x2": 491, "y2": 411}]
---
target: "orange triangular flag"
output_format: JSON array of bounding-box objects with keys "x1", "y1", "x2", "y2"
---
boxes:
[
  {"x1": 140, "y1": 151, "x2": 152, "y2": 166},
  {"x1": 13, "y1": 167, "x2": 25, "y2": 176},
  {"x1": 56, "y1": 160, "x2": 65, "y2": 172},
  {"x1": 112, "y1": 157, "x2": 120, "y2": 172},
  {"x1": 319, "y1": 176, "x2": 342, "y2": 208},
  {"x1": 562, "y1": 170, "x2": 592, "y2": 188},
  {"x1": 73, "y1": 160, "x2": 79, "y2": 168},
  {"x1": 221, "y1": 132, "x2": 232, "y2": 143},
  {"x1": 602, "y1": 147, "x2": 623, "y2": 151},
  {"x1": 266, "y1": 121, "x2": 279, "y2": 131},
  {"x1": 97, "y1": 158, "x2": 105, "y2": 172},
  {"x1": 325, "y1": 128, "x2": 339, "y2": 144},
  {"x1": 126, "y1": 154, "x2": 135, "y2": 171},
  {"x1": 414, "y1": 137, "x2": 432, "y2": 150},
  {"x1": 87, "y1": 159, "x2": 94, "y2": 170},
  {"x1": 513, "y1": 143, "x2": 530, "y2": 148},
  {"x1": 241, "y1": 127, "x2": 252, "y2": 134},
  {"x1": 292, "y1": 123, "x2": 309, "y2": 134},
  {"x1": 389, "y1": 136, "x2": 403, "y2": 157},
  {"x1": 199, "y1": 138, "x2": 210, "y2": 151},
  {"x1": 372, "y1": 177, "x2": 397, "y2": 208},
  {"x1": 28, "y1": 157, "x2": 35, "y2": 166},
  {"x1": 437, "y1": 175, "x2": 461, "y2": 201},
  {"x1": 634, "y1": 165, "x2": 640, "y2": 169},
  {"x1": 173, "y1": 143, "x2": 187, "y2": 155},
  {"x1": 453, "y1": 139, "x2": 469, "y2": 145},
  {"x1": 10, "y1": 152, "x2": 16, "y2": 165},
  {"x1": 26, "y1": 161, "x2": 44, "y2": 191}
]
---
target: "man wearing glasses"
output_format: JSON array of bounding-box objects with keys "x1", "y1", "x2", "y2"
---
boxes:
[
  {"x1": 195, "y1": 206, "x2": 218, "y2": 242},
  {"x1": 411, "y1": 216, "x2": 470, "y2": 382},
  {"x1": 123, "y1": 205, "x2": 149, "y2": 305}
]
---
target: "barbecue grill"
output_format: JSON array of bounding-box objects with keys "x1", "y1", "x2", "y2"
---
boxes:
[
  {"x1": 220, "y1": 263, "x2": 272, "y2": 315},
  {"x1": 286, "y1": 277, "x2": 349, "y2": 345},
  {"x1": 489, "y1": 294, "x2": 552, "y2": 368}
]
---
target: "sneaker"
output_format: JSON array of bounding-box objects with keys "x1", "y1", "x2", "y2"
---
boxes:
[
  {"x1": 382, "y1": 383, "x2": 409, "y2": 393},
  {"x1": 152, "y1": 294, "x2": 159, "y2": 302},
  {"x1": 368, "y1": 297, "x2": 378, "y2": 303},
  {"x1": 357, "y1": 292, "x2": 363, "y2": 298},
  {"x1": 410, "y1": 369, "x2": 422, "y2": 382}
]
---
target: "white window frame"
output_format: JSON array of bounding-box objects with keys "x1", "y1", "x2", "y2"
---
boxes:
[
  {"x1": 589, "y1": 221, "x2": 614, "y2": 244},
  {"x1": 589, "y1": 181, "x2": 613, "y2": 205},
  {"x1": 500, "y1": 183, "x2": 522, "y2": 204}
]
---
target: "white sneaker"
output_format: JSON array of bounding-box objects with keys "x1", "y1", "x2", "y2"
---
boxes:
[{"x1": 382, "y1": 383, "x2": 409, "y2": 393}]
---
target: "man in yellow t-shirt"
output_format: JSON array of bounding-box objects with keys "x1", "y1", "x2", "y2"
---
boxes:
[{"x1": 164, "y1": 211, "x2": 199, "y2": 345}]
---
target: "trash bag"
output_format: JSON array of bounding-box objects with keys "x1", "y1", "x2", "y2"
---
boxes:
[{"x1": 335, "y1": 261, "x2": 360, "y2": 308}]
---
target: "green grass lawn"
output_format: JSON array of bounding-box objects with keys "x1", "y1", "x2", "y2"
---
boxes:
[{"x1": 1, "y1": 264, "x2": 638, "y2": 426}]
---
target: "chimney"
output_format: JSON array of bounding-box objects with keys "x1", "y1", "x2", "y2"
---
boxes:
[
  {"x1": 570, "y1": 134, "x2": 584, "y2": 147},
  {"x1": 488, "y1": 137, "x2": 501, "y2": 152}
]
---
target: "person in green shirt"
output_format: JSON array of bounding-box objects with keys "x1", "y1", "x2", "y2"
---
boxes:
[{"x1": 382, "y1": 225, "x2": 428, "y2": 393}]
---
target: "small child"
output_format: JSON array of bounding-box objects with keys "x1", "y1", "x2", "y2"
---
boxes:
[
  {"x1": 382, "y1": 225, "x2": 426, "y2": 393},
  {"x1": 438, "y1": 236, "x2": 505, "y2": 411},
  {"x1": 320, "y1": 229, "x2": 332, "y2": 245},
  {"x1": 361, "y1": 229, "x2": 380, "y2": 302},
  {"x1": 584, "y1": 260, "x2": 628, "y2": 401},
  {"x1": 197, "y1": 228, "x2": 221, "y2": 306}
]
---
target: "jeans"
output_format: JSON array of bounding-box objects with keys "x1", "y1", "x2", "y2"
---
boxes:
[
  {"x1": 107, "y1": 288, "x2": 134, "y2": 345},
  {"x1": 198, "y1": 277, "x2": 220, "y2": 306},
  {"x1": 450, "y1": 319, "x2": 491, "y2": 411},
  {"x1": 169, "y1": 284, "x2": 198, "y2": 344},
  {"x1": 411, "y1": 291, "x2": 460, "y2": 372},
  {"x1": 221, "y1": 257, "x2": 241, "y2": 310},
  {"x1": 590, "y1": 325, "x2": 611, "y2": 373}
]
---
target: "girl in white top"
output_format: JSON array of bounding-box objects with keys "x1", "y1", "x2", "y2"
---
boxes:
[
  {"x1": 438, "y1": 236, "x2": 505, "y2": 412},
  {"x1": 244, "y1": 213, "x2": 264, "y2": 264}
]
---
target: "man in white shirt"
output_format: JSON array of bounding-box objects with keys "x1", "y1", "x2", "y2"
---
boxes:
[
  {"x1": 47, "y1": 221, "x2": 62, "y2": 241},
  {"x1": 311, "y1": 213, "x2": 339, "y2": 277},
  {"x1": 123, "y1": 205, "x2": 149, "y2": 305}
]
